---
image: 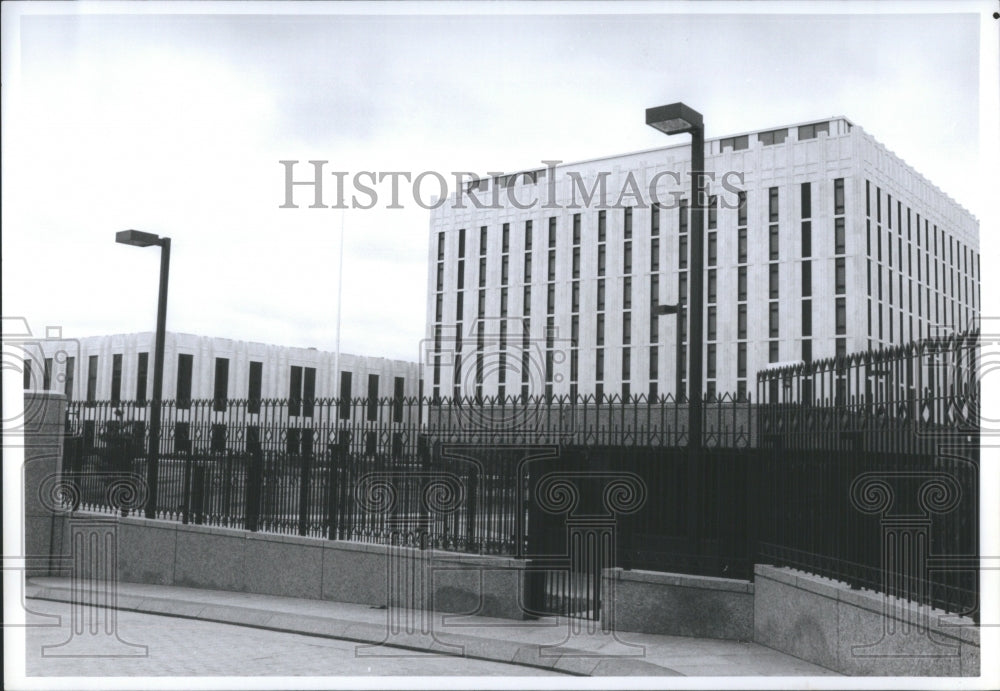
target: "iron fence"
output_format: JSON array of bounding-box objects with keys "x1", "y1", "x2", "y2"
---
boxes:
[{"x1": 56, "y1": 329, "x2": 979, "y2": 621}]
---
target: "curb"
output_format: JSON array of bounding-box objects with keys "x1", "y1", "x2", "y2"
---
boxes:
[{"x1": 26, "y1": 583, "x2": 681, "y2": 677}]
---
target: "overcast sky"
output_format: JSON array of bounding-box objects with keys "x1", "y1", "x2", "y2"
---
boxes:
[{"x1": 2, "y1": 1, "x2": 997, "y2": 363}]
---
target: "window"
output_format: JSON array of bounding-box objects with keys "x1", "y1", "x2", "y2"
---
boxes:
[
  {"x1": 571, "y1": 282, "x2": 580, "y2": 312},
  {"x1": 769, "y1": 225, "x2": 779, "y2": 260},
  {"x1": 480, "y1": 226, "x2": 488, "y2": 255},
  {"x1": 650, "y1": 204, "x2": 660, "y2": 237},
  {"x1": 596, "y1": 314, "x2": 605, "y2": 346},
  {"x1": 769, "y1": 303, "x2": 779, "y2": 338},
  {"x1": 303, "y1": 367, "x2": 315, "y2": 417},
  {"x1": 707, "y1": 307, "x2": 716, "y2": 340},
  {"x1": 834, "y1": 178, "x2": 845, "y2": 215},
  {"x1": 437, "y1": 232, "x2": 445, "y2": 260},
  {"x1": 479, "y1": 257, "x2": 487, "y2": 287},
  {"x1": 720, "y1": 134, "x2": 749, "y2": 151},
  {"x1": 502, "y1": 224, "x2": 510, "y2": 252},
  {"x1": 737, "y1": 343, "x2": 747, "y2": 376},
  {"x1": 623, "y1": 207, "x2": 632, "y2": 239},
  {"x1": 43, "y1": 357, "x2": 53, "y2": 390},
  {"x1": 597, "y1": 280, "x2": 605, "y2": 311},
  {"x1": 759, "y1": 128, "x2": 788, "y2": 146},
  {"x1": 367, "y1": 374, "x2": 379, "y2": 421},
  {"x1": 23, "y1": 360, "x2": 31, "y2": 390},
  {"x1": 738, "y1": 228, "x2": 747, "y2": 263},
  {"x1": 213, "y1": 358, "x2": 229, "y2": 411},
  {"x1": 623, "y1": 277, "x2": 632, "y2": 309},
  {"x1": 573, "y1": 214, "x2": 581, "y2": 244},
  {"x1": 707, "y1": 270, "x2": 717, "y2": 303},
  {"x1": 738, "y1": 305, "x2": 747, "y2": 339},
  {"x1": 598, "y1": 210, "x2": 606, "y2": 242},
  {"x1": 835, "y1": 258, "x2": 846, "y2": 294},
  {"x1": 289, "y1": 365, "x2": 303, "y2": 416},
  {"x1": 738, "y1": 267, "x2": 747, "y2": 301},
  {"x1": 111, "y1": 354, "x2": 122, "y2": 403},
  {"x1": 737, "y1": 191, "x2": 748, "y2": 227},
  {"x1": 339, "y1": 371, "x2": 352, "y2": 420},
  {"x1": 459, "y1": 228, "x2": 466, "y2": 256},
  {"x1": 524, "y1": 221, "x2": 532, "y2": 250},
  {"x1": 707, "y1": 233, "x2": 717, "y2": 266},
  {"x1": 802, "y1": 339, "x2": 812, "y2": 363},
  {"x1": 621, "y1": 348, "x2": 631, "y2": 380},
  {"x1": 650, "y1": 238, "x2": 660, "y2": 271},
  {"x1": 802, "y1": 300, "x2": 812, "y2": 336},
  {"x1": 65, "y1": 356, "x2": 75, "y2": 400},
  {"x1": 679, "y1": 235, "x2": 688, "y2": 269},
  {"x1": 835, "y1": 218, "x2": 846, "y2": 254},
  {"x1": 802, "y1": 261, "x2": 812, "y2": 297},
  {"x1": 836, "y1": 297, "x2": 847, "y2": 335},
  {"x1": 769, "y1": 340, "x2": 779, "y2": 363},
  {"x1": 769, "y1": 187, "x2": 779, "y2": 222},
  {"x1": 176, "y1": 354, "x2": 193, "y2": 407},
  {"x1": 801, "y1": 221, "x2": 812, "y2": 257},
  {"x1": 769, "y1": 264, "x2": 779, "y2": 299},
  {"x1": 708, "y1": 195, "x2": 717, "y2": 229},
  {"x1": 801, "y1": 183, "x2": 812, "y2": 219},
  {"x1": 248, "y1": 361, "x2": 262, "y2": 414},
  {"x1": 572, "y1": 247, "x2": 580, "y2": 278},
  {"x1": 797, "y1": 121, "x2": 829, "y2": 140},
  {"x1": 598, "y1": 245, "x2": 606, "y2": 275}
]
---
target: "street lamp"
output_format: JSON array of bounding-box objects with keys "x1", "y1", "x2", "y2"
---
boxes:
[
  {"x1": 646, "y1": 102, "x2": 705, "y2": 449},
  {"x1": 116, "y1": 229, "x2": 171, "y2": 519}
]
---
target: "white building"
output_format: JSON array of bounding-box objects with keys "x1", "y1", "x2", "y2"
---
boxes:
[{"x1": 424, "y1": 117, "x2": 979, "y2": 401}]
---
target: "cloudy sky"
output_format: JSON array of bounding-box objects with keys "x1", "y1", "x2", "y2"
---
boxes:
[{"x1": 2, "y1": 1, "x2": 997, "y2": 363}]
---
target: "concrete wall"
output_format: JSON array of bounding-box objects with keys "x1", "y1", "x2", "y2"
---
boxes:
[
  {"x1": 603, "y1": 567, "x2": 753, "y2": 640},
  {"x1": 59, "y1": 516, "x2": 531, "y2": 620},
  {"x1": 753, "y1": 564, "x2": 979, "y2": 676},
  {"x1": 23, "y1": 392, "x2": 68, "y2": 577}
]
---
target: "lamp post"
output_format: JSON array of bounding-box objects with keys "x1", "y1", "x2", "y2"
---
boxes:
[
  {"x1": 116, "y1": 229, "x2": 171, "y2": 519},
  {"x1": 646, "y1": 102, "x2": 705, "y2": 449}
]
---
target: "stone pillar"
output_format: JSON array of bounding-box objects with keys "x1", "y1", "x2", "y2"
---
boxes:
[{"x1": 23, "y1": 392, "x2": 67, "y2": 577}]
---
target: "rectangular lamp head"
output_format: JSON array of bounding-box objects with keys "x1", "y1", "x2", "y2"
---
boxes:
[
  {"x1": 116, "y1": 229, "x2": 161, "y2": 247},
  {"x1": 646, "y1": 102, "x2": 703, "y2": 135}
]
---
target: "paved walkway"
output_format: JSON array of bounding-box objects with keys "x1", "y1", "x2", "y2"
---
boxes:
[{"x1": 24, "y1": 577, "x2": 838, "y2": 677}]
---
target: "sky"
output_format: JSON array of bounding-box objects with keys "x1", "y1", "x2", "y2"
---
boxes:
[{"x1": 2, "y1": 1, "x2": 997, "y2": 365}]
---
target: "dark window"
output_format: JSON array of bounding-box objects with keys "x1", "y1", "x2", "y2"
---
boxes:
[
  {"x1": 393, "y1": 377, "x2": 405, "y2": 422},
  {"x1": 769, "y1": 340, "x2": 779, "y2": 363},
  {"x1": 437, "y1": 232, "x2": 445, "y2": 260},
  {"x1": 835, "y1": 218, "x2": 846, "y2": 255},
  {"x1": 707, "y1": 270, "x2": 717, "y2": 303},
  {"x1": 43, "y1": 357, "x2": 52, "y2": 390},
  {"x1": 707, "y1": 195, "x2": 717, "y2": 229},
  {"x1": 836, "y1": 258, "x2": 846, "y2": 294},
  {"x1": 769, "y1": 264, "x2": 779, "y2": 299},
  {"x1": 65, "y1": 356, "x2": 75, "y2": 400},
  {"x1": 458, "y1": 228, "x2": 466, "y2": 256},
  {"x1": 834, "y1": 178, "x2": 845, "y2": 215},
  {"x1": 23, "y1": 360, "x2": 31, "y2": 390},
  {"x1": 623, "y1": 312, "x2": 631, "y2": 345},
  {"x1": 802, "y1": 300, "x2": 812, "y2": 337},
  {"x1": 598, "y1": 245, "x2": 606, "y2": 276},
  {"x1": 769, "y1": 303, "x2": 779, "y2": 338},
  {"x1": 650, "y1": 238, "x2": 659, "y2": 271},
  {"x1": 111, "y1": 354, "x2": 122, "y2": 403},
  {"x1": 136, "y1": 352, "x2": 148, "y2": 405},
  {"x1": 720, "y1": 134, "x2": 749, "y2": 151},
  {"x1": 479, "y1": 257, "x2": 487, "y2": 287},
  {"x1": 801, "y1": 183, "x2": 812, "y2": 219},
  {"x1": 802, "y1": 339, "x2": 812, "y2": 364},
  {"x1": 289, "y1": 365, "x2": 303, "y2": 416},
  {"x1": 769, "y1": 225, "x2": 779, "y2": 260},
  {"x1": 303, "y1": 367, "x2": 315, "y2": 417},
  {"x1": 87, "y1": 355, "x2": 99, "y2": 403},
  {"x1": 367, "y1": 374, "x2": 379, "y2": 421},
  {"x1": 621, "y1": 347, "x2": 631, "y2": 380},
  {"x1": 524, "y1": 220, "x2": 532, "y2": 250},
  {"x1": 737, "y1": 191, "x2": 748, "y2": 227},
  {"x1": 248, "y1": 361, "x2": 262, "y2": 414},
  {"x1": 597, "y1": 314, "x2": 605, "y2": 346},
  {"x1": 759, "y1": 128, "x2": 788, "y2": 146},
  {"x1": 623, "y1": 207, "x2": 632, "y2": 239},
  {"x1": 738, "y1": 268, "x2": 747, "y2": 301},
  {"x1": 176, "y1": 354, "x2": 193, "y2": 408},
  {"x1": 573, "y1": 214, "x2": 581, "y2": 244},
  {"x1": 650, "y1": 205, "x2": 659, "y2": 237},
  {"x1": 339, "y1": 371, "x2": 352, "y2": 420},
  {"x1": 707, "y1": 233, "x2": 717, "y2": 266},
  {"x1": 738, "y1": 305, "x2": 747, "y2": 339},
  {"x1": 597, "y1": 280, "x2": 605, "y2": 311},
  {"x1": 598, "y1": 210, "x2": 606, "y2": 242},
  {"x1": 175, "y1": 422, "x2": 191, "y2": 454},
  {"x1": 679, "y1": 235, "x2": 688, "y2": 269},
  {"x1": 802, "y1": 261, "x2": 812, "y2": 297},
  {"x1": 211, "y1": 424, "x2": 226, "y2": 454},
  {"x1": 798, "y1": 121, "x2": 829, "y2": 140},
  {"x1": 707, "y1": 344, "x2": 716, "y2": 379},
  {"x1": 738, "y1": 228, "x2": 747, "y2": 263},
  {"x1": 213, "y1": 357, "x2": 229, "y2": 411},
  {"x1": 801, "y1": 221, "x2": 811, "y2": 257},
  {"x1": 707, "y1": 307, "x2": 716, "y2": 340},
  {"x1": 737, "y1": 342, "x2": 747, "y2": 377},
  {"x1": 480, "y1": 226, "x2": 488, "y2": 255},
  {"x1": 769, "y1": 187, "x2": 779, "y2": 222},
  {"x1": 623, "y1": 277, "x2": 632, "y2": 309},
  {"x1": 502, "y1": 224, "x2": 510, "y2": 252},
  {"x1": 836, "y1": 297, "x2": 847, "y2": 335}
]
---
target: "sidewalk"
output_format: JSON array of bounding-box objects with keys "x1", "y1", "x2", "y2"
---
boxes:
[{"x1": 26, "y1": 577, "x2": 838, "y2": 677}]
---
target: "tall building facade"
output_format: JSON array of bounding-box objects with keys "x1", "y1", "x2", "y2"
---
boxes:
[
  {"x1": 424, "y1": 117, "x2": 979, "y2": 401},
  {"x1": 26, "y1": 331, "x2": 421, "y2": 408}
]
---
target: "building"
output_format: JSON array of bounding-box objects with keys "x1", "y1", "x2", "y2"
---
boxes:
[
  {"x1": 25, "y1": 331, "x2": 421, "y2": 407},
  {"x1": 424, "y1": 117, "x2": 980, "y2": 402}
]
